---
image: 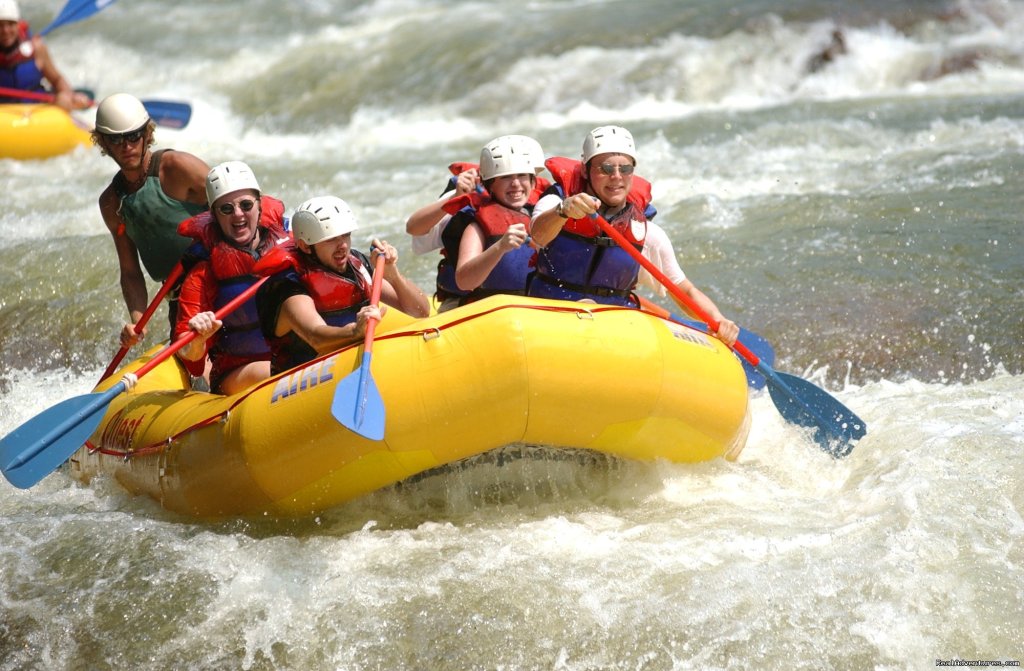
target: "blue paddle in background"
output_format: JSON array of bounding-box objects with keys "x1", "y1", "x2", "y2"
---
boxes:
[
  {"x1": 25, "y1": 0, "x2": 193, "y2": 129},
  {"x1": 594, "y1": 215, "x2": 866, "y2": 457},
  {"x1": 331, "y1": 253, "x2": 387, "y2": 441},
  {"x1": 0, "y1": 87, "x2": 194, "y2": 129},
  {"x1": 39, "y1": 0, "x2": 117, "y2": 36}
]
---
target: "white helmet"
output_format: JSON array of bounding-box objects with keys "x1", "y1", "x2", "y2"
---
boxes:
[
  {"x1": 0, "y1": 0, "x2": 20, "y2": 22},
  {"x1": 497, "y1": 135, "x2": 545, "y2": 175},
  {"x1": 582, "y1": 125, "x2": 637, "y2": 165},
  {"x1": 292, "y1": 196, "x2": 359, "y2": 246},
  {"x1": 206, "y1": 161, "x2": 260, "y2": 205},
  {"x1": 479, "y1": 136, "x2": 536, "y2": 181},
  {"x1": 95, "y1": 93, "x2": 150, "y2": 135}
]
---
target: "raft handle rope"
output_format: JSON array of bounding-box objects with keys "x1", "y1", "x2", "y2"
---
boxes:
[{"x1": 79, "y1": 301, "x2": 640, "y2": 461}]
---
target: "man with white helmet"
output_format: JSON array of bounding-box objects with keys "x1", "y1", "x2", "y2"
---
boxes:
[
  {"x1": 256, "y1": 196, "x2": 429, "y2": 375},
  {"x1": 0, "y1": 0, "x2": 90, "y2": 111},
  {"x1": 93, "y1": 92, "x2": 210, "y2": 348},
  {"x1": 173, "y1": 161, "x2": 289, "y2": 394},
  {"x1": 405, "y1": 134, "x2": 549, "y2": 257},
  {"x1": 432, "y1": 135, "x2": 537, "y2": 312},
  {"x1": 529, "y1": 125, "x2": 739, "y2": 345}
]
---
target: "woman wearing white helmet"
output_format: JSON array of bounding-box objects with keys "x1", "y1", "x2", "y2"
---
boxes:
[
  {"x1": 173, "y1": 161, "x2": 289, "y2": 394},
  {"x1": 0, "y1": 0, "x2": 90, "y2": 110},
  {"x1": 93, "y1": 92, "x2": 210, "y2": 349},
  {"x1": 404, "y1": 134, "x2": 549, "y2": 259},
  {"x1": 431, "y1": 135, "x2": 539, "y2": 312},
  {"x1": 528, "y1": 125, "x2": 739, "y2": 345},
  {"x1": 255, "y1": 195, "x2": 430, "y2": 375}
]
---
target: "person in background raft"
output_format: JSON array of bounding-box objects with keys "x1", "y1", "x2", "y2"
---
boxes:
[
  {"x1": 0, "y1": 0, "x2": 90, "y2": 111},
  {"x1": 405, "y1": 134, "x2": 548, "y2": 307},
  {"x1": 93, "y1": 93, "x2": 209, "y2": 348},
  {"x1": 175, "y1": 161, "x2": 288, "y2": 395},
  {"x1": 529, "y1": 125, "x2": 740, "y2": 345},
  {"x1": 256, "y1": 196, "x2": 430, "y2": 375},
  {"x1": 434, "y1": 135, "x2": 538, "y2": 312}
]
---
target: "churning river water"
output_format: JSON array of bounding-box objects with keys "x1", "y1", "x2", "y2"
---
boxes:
[{"x1": 1, "y1": 0, "x2": 1022, "y2": 668}]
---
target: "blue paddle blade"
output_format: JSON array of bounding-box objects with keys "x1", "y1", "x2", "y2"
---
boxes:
[
  {"x1": 761, "y1": 366, "x2": 866, "y2": 458},
  {"x1": 331, "y1": 356, "x2": 385, "y2": 441},
  {"x1": 0, "y1": 389, "x2": 116, "y2": 489},
  {"x1": 141, "y1": 100, "x2": 193, "y2": 129},
  {"x1": 40, "y1": 0, "x2": 117, "y2": 36}
]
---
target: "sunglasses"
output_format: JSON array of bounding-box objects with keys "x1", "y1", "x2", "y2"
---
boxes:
[
  {"x1": 103, "y1": 129, "x2": 144, "y2": 146},
  {"x1": 598, "y1": 163, "x2": 635, "y2": 176},
  {"x1": 217, "y1": 199, "x2": 257, "y2": 216}
]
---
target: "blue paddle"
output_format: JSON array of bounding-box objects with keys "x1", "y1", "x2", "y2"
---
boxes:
[
  {"x1": 38, "y1": 0, "x2": 116, "y2": 36},
  {"x1": 0, "y1": 86, "x2": 193, "y2": 129},
  {"x1": 139, "y1": 99, "x2": 192, "y2": 129},
  {"x1": 0, "y1": 277, "x2": 269, "y2": 489},
  {"x1": 331, "y1": 253, "x2": 387, "y2": 440},
  {"x1": 637, "y1": 295, "x2": 774, "y2": 390},
  {"x1": 39, "y1": 0, "x2": 117, "y2": 36},
  {"x1": 593, "y1": 215, "x2": 866, "y2": 457}
]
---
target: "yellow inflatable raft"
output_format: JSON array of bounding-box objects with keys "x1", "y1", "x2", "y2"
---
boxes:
[
  {"x1": 0, "y1": 103, "x2": 91, "y2": 160},
  {"x1": 69, "y1": 295, "x2": 751, "y2": 518}
]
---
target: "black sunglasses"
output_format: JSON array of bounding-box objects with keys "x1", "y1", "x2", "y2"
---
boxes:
[
  {"x1": 103, "y1": 129, "x2": 145, "y2": 146},
  {"x1": 217, "y1": 199, "x2": 257, "y2": 216},
  {"x1": 598, "y1": 163, "x2": 635, "y2": 176}
]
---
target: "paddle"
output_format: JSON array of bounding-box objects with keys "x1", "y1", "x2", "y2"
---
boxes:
[
  {"x1": 330, "y1": 253, "x2": 387, "y2": 441},
  {"x1": 39, "y1": 0, "x2": 117, "y2": 36},
  {"x1": 0, "y1": 87, "x2": 193, "y2": 129},
  {"x1": 100, "y1": 261, "x2": 184, "y2": 381},
  {"x1": 592, "y1": 214, "x2": 866, "y2": 457},
  {"x1": 0, "y1": 276, "x2": 269, "y2": 489},
  {"x1": 636, "y1": 295, "x2": 775, "y2": 390}
]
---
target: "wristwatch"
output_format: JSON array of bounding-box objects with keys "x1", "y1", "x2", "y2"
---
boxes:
[{"x1": 555, "y1": 200, "x2": 568, "y2": 218}]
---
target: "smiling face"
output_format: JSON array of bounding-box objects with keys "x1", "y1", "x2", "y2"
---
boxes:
[
  {"x1": 212, "y1": 190, "x2": 261, "y2": 249},
  {"x1": 586, "y1": 152, "x2": 635, "y2": 209},
  {"x1": 487, "y1": 173, "x2": 534, "y2": 209}
]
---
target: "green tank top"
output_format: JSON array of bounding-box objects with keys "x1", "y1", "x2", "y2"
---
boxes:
[{"x1": 117, "y1": 150, "x2": 207, "y2": 281}]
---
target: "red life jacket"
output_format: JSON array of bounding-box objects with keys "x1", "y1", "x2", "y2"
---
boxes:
[
  {"x1": 437, "y1": 192, "x2": 533, "y2": 303},
  {"x1": 543, "y1": 156, "x2": 651, "y2": 243},
  {"x1": 0, "y1": 23, "x2": 44, "y2": 97},
  {"x1": 527, "y1": 157, "x2": 653, "y2": 306},
  {"x1": 257, "y1": 243, "x2": 374, "y2": 374},
  {"x1": 176, "y1": 196, "x2": 288, "y2": 368},
  {"x1": 296, "y1": 252, "x2": 372, "y2": 320}
]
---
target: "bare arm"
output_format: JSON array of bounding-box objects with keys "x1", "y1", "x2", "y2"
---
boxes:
[
  {"x1": 373, "y1": 240, "x2": 430, "y2": 317},
  {"x1": 405, "y1": 169, "x2": 479, "y2": 235},
  {"x1": 454, "y1": 222, "x2": 528, "y2": 291},
  {"x1": 158, "y1": 151, "x2": 210, "y2": 205},
  {"x1": 530, "y1": 193, "x2": 598, "y2": 247},
  {"x1": 276, "y1": 293, "x2": 378, "y2": 353},
  {"x1": 100, "y1": 187, "x2": 150, "y2": 345},
  {"x1": 670, "y1": 279, "x2": 740, "y2": 346},
  {"x1": 31, "y1": 39, "x2": 87, "y2": 111}
]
